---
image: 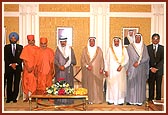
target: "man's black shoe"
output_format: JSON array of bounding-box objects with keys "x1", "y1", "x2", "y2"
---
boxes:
[
  {"x1": 6, "y1": 100, "x2": 11, "y2": 103},
  {"x1": 148, "y1": 98, "x2": 153, "y2": 101},
  {"x1": 126, "y1": 102, "x2": 131, "y2": 105},
  {"x1": 13, "y1": 100, "x2": 17, "y2": 103},
  {"x1": 107, "y1": 102, "x2": 113, "y2": 105}
]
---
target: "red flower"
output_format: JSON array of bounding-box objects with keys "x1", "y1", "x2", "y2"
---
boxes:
[
  {"x1": 57, "y1": 77, "x2": 65, "y2": 82},
  {"x1": 58, "y1": 88, "x2": 65, "y2": 95}
]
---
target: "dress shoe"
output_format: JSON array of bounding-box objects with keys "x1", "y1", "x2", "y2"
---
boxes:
[
  {"x1": 126, "y1": 102, "x2": 131, "y2": 105},
  {"x1": 6, "y1": 100, "x2": 11, "y2": 103},
  {"x1": 118, "y1": 103, "x2": 123, "y2": 105},
  {"x1": 88, "y1": 102, "x2": 93, "y2": 104},
  {"x1": 107, "y1": 102, "x2": 113, "y2": 105},
  {"x1": 148, "y1": 98, "x2": 153, "y2": 101},
  {"x1": 23, "y1": 98, "x2": 29, "y2": 102},
  {"x1": 136, "y1": 103, "x2": 143, "y2": 106},
  {"x1": 13, "y1": 100, "x2": 17, "y2": 103}
]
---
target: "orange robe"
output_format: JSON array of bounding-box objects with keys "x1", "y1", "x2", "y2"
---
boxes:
[
  {"x1": 20, "y1": 45, "x2": 39, "y2": 95},
  {"x1": 35, "y1": 47, "x2": 54, "y2": 94}
]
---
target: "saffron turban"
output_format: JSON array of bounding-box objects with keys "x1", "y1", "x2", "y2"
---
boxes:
[
  {"x1": 40, "y1": 37, "x2": 48, "y2": 43},
  {"x1": 27, "y1": 35, "x2": 34, "y2": 41},
  {"x1": 9, "y1": 32, "x2": 19, "y2": 41}
]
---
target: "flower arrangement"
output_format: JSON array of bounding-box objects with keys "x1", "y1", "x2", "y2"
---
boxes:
[
  {"x1": 46, "y1": 78, "x2": 74, "y2": 95},
  {"x1": 73, "y1": 88, "x2": 88, "y2": 95}
]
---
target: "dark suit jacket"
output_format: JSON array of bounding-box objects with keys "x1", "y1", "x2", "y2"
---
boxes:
[
  {"x1": 147, "y1": 44, "x2": 164, "y2": 76},
  {"x1": 4, "y1": 44, "x2": 23, "y2": 74}
]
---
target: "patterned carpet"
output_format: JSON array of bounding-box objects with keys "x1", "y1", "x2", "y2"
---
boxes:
[{"x1": 3, "y1": 97, "x2": 165, "y2": 113}]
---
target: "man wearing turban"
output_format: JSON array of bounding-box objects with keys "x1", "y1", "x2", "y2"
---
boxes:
[
  {"x1": 4, "y1": 32, "x2": 23, "y2": 103},
  {"x1": 20, "y1": 35, "x2": 39, "y2": 102},
  {"x1": 35, "y1": 37, "x2": 55, "y2": 95}
]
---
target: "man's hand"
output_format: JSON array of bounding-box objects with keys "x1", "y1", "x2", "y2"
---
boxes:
[
  {"x1": 117, "y1": 65, "x2": 122, "y2": 72},
  {"x1": 105, "y1": 71, "x2": 108, "y2": 77},
  {"x1": 133, "y1": 61, "x2": 139, "y2": 68},
  {"x1": 87, "y1": 65, "x2": 92, "y2": 71},
  {"x1": 27, "y1": 67, "x2": 34, "y2": 73},
  {"x1": 11, "y1": 63, "x2": 17, "y2": 70},
  {"x1": 99, "y1": 69, "x2": 103, "y2": 74},
  {"x1": 59, "y1": 65, "x2": 65, "y2": 71},
  {"x1": 150, "y1": 67, "x2": 158, "y2": 73}
]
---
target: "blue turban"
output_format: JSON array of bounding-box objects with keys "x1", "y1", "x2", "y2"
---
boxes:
[{"x1": 9, "y1": 32, "x2": 19, "y2": 41}]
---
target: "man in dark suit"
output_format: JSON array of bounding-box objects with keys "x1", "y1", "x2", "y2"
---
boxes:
[
  {"x1": 147, "y1": 33, "x2": 164, "y2": 101},
  {"x1": 4, "y1": 32, "x2": 23, "y2": 103}
]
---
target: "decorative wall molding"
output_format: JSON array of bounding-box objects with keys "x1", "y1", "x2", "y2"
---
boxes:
[
  {"x1": 109, "y1": 12, "x2": 152, "y2": 17},
  {"x1": 3, "y1": 3, "x2": 166, "y2": 46},
  {"x1": 38, "y1": 12, "x2": 90, "y2": 17},
  {"x1": 19, "y1": 4, "x2": 38, "y2": 15},
  {"x1": 19, "y1": 4, "x2": 39, "y2": 46},
  {"x1": 151, "y1": 4, "x2": 165, "y2": 45}
]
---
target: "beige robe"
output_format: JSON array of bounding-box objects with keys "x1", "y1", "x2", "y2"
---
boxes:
[{"x1": 81, "y1": 46, "x2": 104, "y2": 104}]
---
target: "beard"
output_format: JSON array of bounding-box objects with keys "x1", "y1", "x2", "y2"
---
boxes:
[{"x1": 10, "y1": 40, "x2": 17, "y2": 44}]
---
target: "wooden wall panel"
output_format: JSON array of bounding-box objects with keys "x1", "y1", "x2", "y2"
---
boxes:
[
  {"x1": 39, "y1": 4, "x2": 90, "y2": 12},
  {"x1": 110, "y1": 4, "x2": 151, "y2": 12},
  {"x1": 4, "y1": 17, "x2": 19, "y2": 44},
  {"x1": 110, "y1": 17, "x2": 151, "y2": 46},
  {"x1": 4, "y1": 4, "x2": 19, "y2": 12}
]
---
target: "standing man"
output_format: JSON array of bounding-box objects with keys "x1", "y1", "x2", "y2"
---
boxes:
[
  {"x1": 126, "y1": 33, "x2": 149, "y2": 106},
  {"x1": 81, "y1": 37, "x2": 105, "y2": 104},
  {"x1": 147, "y1": 33, "x2": 164, "y2": 101},
  {"x1": 35, "y1": 37, "x2": 55, "y2": 95},
  {"x1": 54, "y1": 36, "x2": 76, "y2": 105},
  {"x1": 124, "y1": 29, "x2": 135, "y2": 46},
  {"x1": 4, "y1": 32, "x2": 23, "y2": 103},
  {"x1": 104, "y1": 37, "x2": 129, "y2": 105},
  {"x1": 20, "y1": 35, "x2": 39, "y2": 102}
]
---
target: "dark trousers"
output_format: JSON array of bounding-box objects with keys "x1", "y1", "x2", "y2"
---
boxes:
[
  {"x1": 6, "y1": 71, "x2": 21, "y2": 101},
  {"x1": 148, "y1": 72, "x2": 162, "y2": 100},
  {"x1": 4, "y1": 73, "x2": 7, "y2": 96}
]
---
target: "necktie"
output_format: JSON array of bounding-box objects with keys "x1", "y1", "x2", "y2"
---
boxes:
[
  {"x1": 12, "y1": 44, "x2": 16, "y2": 56},
  {"x1": 153, "y1": 45, "x2": 156, "y2": 57}
]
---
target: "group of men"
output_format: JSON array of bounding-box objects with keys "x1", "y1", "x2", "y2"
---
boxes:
[
  {"x1": 4, "y1": 31, "x2": 164, "y2": 107},
  {"x1": 81, "y1": 33, "x2": 164, "y2": 106},
  {"x1": 4, "y1": 32, "x2": 76, "y2": 105}
]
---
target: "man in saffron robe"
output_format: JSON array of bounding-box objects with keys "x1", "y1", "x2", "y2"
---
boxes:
[
  {"x1": 126, "y1": 33, "x2": 149, "y2": 106},
  {"x1": 54, "y1": 36, "x2": 76, "y2": 105},
  {"x1": 35, "y1": 37, "x2": 55, "y2": 95},
  {"x1": 81, "y1": 37, "x2": 105, "y2": 104},
  {"x1": 104, "y1": 37, "x2": 129, "y2": 105},
  {"x1": 20, "y1": 35, "x2": 39, "y2": 102}
]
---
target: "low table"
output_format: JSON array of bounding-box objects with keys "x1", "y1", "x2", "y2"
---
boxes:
[{"x1": 29, "y1": 94, "x2": 88, "y2": 111}]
